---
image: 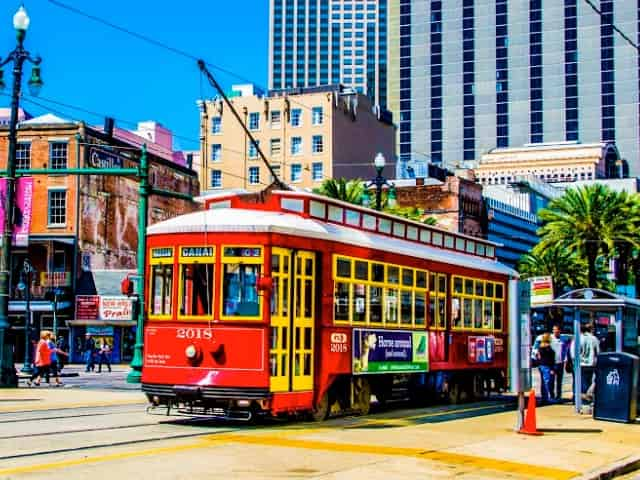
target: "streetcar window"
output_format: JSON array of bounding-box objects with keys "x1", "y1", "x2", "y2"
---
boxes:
[
  {"x1": 385, "y1": 288, "x2": 399, "y2": 324},
  {"x1": 430, "y1": 273, "x2": 447, "y2": 330},
  {"x1": 387, "y1": 266, "x2": 399, "y2": 284},
  {"x1": 179, "y1": 263, "x2": 214, "y2": 317},
  {"x1": 334, "y1": 282, "x2": 350, "y2": 322},
  {"x1": 150, "y1": 264, "x2": 173, "y2": 316},
  {"x1": 451, "y1": 276, "x2": 505, "y2": 331},
  {"x1": 372, "y1": 263, "x2": 385, "y2": 282},
  {"x1": 354, "y1": 283, "x2": 367, "y2": 323},
  {"x1": 416, "y1": 271, "x2": 427, "y2": 289},
  {"x1": 415, "y1": 292, "x2": 426, "y2": 325},
  {"x1": 370, "y1": 286, "x2": 383, "y2": 323},
  {"x1": 337, "y1": 258, "x2": 351, "y2": 278},
  {"x1": 402, "y1": 269, "x2": 414, "y2": 287},
  {"x1": 222, "y1": 263, "x2": 261, "y2": 317},
  {"x1": 355, "y1": 261, "x2": 368, "y2": 280},
  {"x1": 401, "y1": 290, "x2": 413, "y2": 324}
]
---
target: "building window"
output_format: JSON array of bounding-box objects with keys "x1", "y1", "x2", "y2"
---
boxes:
[
  {"x1": 249, "y1": 112, "x2": 260, "y2": 130},
  {"x1": 529, "y1": 0, "x2": 544, "y2": 143},
  {"x1": 16, "y1": 143, "x2": 31, "y2": 170},
  {"x1": 291, "y1": 136, "x2": 302, "y2": 155},
  {"x1": 211, "y1": 144, "x2": 222, "y2": 162},
  {"x1": 211, "y1": 117, "x2": 222, "y2": 134},
  {"x1": 291, "y1": 108, "x2": 302, "y2": 127},
  {"x1": 312, "y1": 106, "x2": 323, "y2": 125},
  {"x1": 48, "y1": 190, "x2": 66, "y2": 226},
  {"x1": 49, "y1": 142, "x2": 68, "y2": 169},
  {"x1": 270, "y1": 138, "x2": 281, "y2": 156},
  {"x1": 290, "y1": 163, "x2": 302, "y2": 182},
  {"x1": 312, "y1": 135, "x2": 324, "y2": 153},
  {"x1": 211, "y1": 170, "x2": 222, "y2": 188},
  {"x1": 270, "y1": 110, "x2": 281, "y2": 127},
  {"x1": 249, "y1": 166, "x2": 260, "y2": 185},
  {"x1": 312, "y1": 162, "x2": 323, "y2": 181},
  {"x1": 248, "y1": 140, "x2": 259, "y2": 159}
]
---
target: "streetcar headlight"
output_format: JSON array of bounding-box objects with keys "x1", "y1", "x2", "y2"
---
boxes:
[
  {"x1": 185, "y1": 345, "x2": 197, "y2": 359},
  {"x1": 237, "y1": 400, "x2": 250, "y2": 407}
]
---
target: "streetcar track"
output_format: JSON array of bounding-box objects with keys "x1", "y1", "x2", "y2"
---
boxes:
[
  {"x1": 0, "y1": 429, "x2": 235, "y2": 461},
  {"x1": 0, "y1": 407, "x2": 144, "y2": 424},
  {"x1": 0, "y1": 422, "x2": 161, "y2": 440}
]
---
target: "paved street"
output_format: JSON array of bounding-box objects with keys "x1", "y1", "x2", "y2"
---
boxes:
[{"x1": 1, "y1": 380, "x2": 640, "y2": 480}]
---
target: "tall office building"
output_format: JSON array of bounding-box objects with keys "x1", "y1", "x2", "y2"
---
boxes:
[
  {"x1": 389, "y1": 1, "x2": 640, "y2": 175},
  {"x1": 269, "y1": 0, "x2": 388, "y2": 108}
]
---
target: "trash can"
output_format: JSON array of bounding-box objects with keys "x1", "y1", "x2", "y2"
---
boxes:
[{"x1": 593, "y1": 352, "x2": 639, "y2": 423}]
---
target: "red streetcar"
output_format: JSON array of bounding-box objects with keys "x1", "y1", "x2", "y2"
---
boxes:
[{"x1": 141, "y1": 189, "x2": 517, "y2": 420}]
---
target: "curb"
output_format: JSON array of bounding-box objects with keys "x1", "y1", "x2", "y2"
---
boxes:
[{"x1": 576, "y1": 454, "x2": 640, "y2": 480}]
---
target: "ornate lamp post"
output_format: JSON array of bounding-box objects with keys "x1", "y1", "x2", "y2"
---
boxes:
[
  {"x1": 361, "y1": 152, "x2": 396, "y2": 211},
  {"x1": 0, "y1": 6, "x2": 43, "y2": 387}
]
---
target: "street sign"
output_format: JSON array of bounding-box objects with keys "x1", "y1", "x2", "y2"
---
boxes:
[
  {"x1": 75, "y1": 295, "x2": 100, "y2": 321},
  {"x1": 530, "y1": 276, "x2": 554, "y2": 306}
]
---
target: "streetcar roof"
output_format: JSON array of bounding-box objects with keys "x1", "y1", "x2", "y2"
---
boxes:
[{"x1": 147, "y1": 208, "x2": 518, "y2": 277}]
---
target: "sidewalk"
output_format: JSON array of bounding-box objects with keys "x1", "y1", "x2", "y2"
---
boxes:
[{"x1": 16, "y1": 363, "x2": 141, "y2": 391}]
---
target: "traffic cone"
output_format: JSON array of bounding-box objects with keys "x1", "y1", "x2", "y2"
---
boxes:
[{"x1": 518, "y1": 389, "x2": 543, "y2": 436}]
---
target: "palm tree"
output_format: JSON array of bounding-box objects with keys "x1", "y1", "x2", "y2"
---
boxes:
[
  {"x1": 606, "y1": 192, "x2": 640, "y2": 288},
  {"x1": 314, "y1": 178, "x2": 364, "y2": 205},
  {"x1": 537, "y1": 184, "x2": 625, "y2": 288},
  {"x1": 538, "y1": 184, "x2": 619, "y2": 288},
  {"x1": 518, "y1": 243, "x2": 587, "y2": 294}
]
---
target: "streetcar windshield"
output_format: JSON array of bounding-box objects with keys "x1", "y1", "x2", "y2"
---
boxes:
[{"x1": 222, "y1": 263, "x2": 261, "y2": 317}]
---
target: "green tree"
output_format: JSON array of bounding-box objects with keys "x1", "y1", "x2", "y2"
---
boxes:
[
  {"x1": 314, "y1": 178, "x2": 364, "y2": 205},
  {"x1": 385, "y1": 205, "x2": 437, "y2": 226},
  {"x1": 517, "y1": 244, "x2": 587, "y2": 294},
  {"x1": 537, "y1": 184, "x2": 638, "y2": 289}
]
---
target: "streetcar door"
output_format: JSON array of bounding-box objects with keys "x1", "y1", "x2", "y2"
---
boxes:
[
  {"x1": 270, "y1": 248, "x2": 291, "y2": 392},
  {"x1": 292, "y1": 251, "x2": 315, "y2": 391}
]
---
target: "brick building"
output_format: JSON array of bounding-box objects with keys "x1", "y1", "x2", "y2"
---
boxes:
[
  {"x1": 0, "y1": 114, "x2": 198, "y2": 364},
  {"x1": 394, "y1": 173, "x2": 484, "y2": 238}
]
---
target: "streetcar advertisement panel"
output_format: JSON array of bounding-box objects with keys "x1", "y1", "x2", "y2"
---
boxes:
[{"x1": 352, "y1": 329, "x2": 428, "y2": 374}]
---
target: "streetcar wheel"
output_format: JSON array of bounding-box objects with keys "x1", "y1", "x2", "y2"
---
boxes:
[
  {"x1": 354, "y1": 378, "x2": 371, "y2": 415},
  {"x1": 311, "y1": 391, "x2": 330, "y2": 422}
]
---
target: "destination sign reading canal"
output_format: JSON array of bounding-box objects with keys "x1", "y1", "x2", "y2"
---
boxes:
[
  {"x1": 181, "y1": 246, "x2": 214, "y2": 258},
  {"x1": 151, "y1": 247, "x2": 173, "y2": 258}
]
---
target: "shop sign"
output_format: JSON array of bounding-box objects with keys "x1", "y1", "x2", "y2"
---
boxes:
[
  {"x1": 87, "y1": 325, "x2": 114, "y2": 336},
  {"x1": 76, "y1": 295, "x2": 100, "y2": 321},
  {"x1": 41, "y1": 271, "x2": 72, "y2": 287},
  {"x1": 530, "y1": 276, "x2": 554, "y2": 306},
  {"x1": 352, "y1": 329, "x2": 428, "y2": 374},
  {"x1": 88, "y1": 146, "x2": 123, "y2": 169},
  {"x1": 100, "y1": 296, "x2": 133, "y2": 321}
]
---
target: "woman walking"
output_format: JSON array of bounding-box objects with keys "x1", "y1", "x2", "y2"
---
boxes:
[
  {"x1": 536, "y1": 333, "x2": 556, "y2": 404},
  {"x1": 27, "y1": 331, "x2": 51, "y2": 387}
]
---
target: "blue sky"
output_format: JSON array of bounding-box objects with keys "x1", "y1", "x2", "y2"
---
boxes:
[{"x1": 0, "y1": 1, "x2": 268, "y2": 151}]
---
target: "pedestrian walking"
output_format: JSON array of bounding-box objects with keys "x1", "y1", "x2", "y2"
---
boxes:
[
  {"x1": 536, "y1": 333, "x2": 556, "y2": 404},
  {"x1": 47, "y1": 333, "x2": 67, "y2": 387},
  {"x1": 27, "y1": 331, "x2": 51, "y2": 387},
  {"x1": 56, "y1": 335, "x2": 68, "y2": 371},
  {"x1": 550, "y1": 325, "x2": 568, "y2": 400},
  {"x1": 97, "y1": 341, "x2": 112, "y2": 373},
  {"x1": 84, "y1": 333, "x2": 96, "y2": 372},
  {"x1": 570, "y1": 324, "x2": 600, "y2": 401}
]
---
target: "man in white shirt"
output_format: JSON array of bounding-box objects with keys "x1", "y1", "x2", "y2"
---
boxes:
[
  {"x1": 550, "y1": 325, "x2": 567, "y2": 400},
  {"x1": 570, "y1": 324, "x2": 600, "y2": 397}
]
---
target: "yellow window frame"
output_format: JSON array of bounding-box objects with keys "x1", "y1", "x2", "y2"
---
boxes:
[
  {"x1": 148, "y1": 247, "x2": 175, "y2": 321},
  {"x1": 220, "y1": 245, "x2": 264, "y2": 321},
  {"x1": 332, "y1": 254, "x2": 428, "y2": 329},
  {"x1": 450, "y1": 275, "x2": 505, "y2": 332},
  {"x1": 429, "y1": 273, "x2": 447, "y2": 330},
  {"x1": 177, "y1": 245, "x2": 216, "y2": 321}
]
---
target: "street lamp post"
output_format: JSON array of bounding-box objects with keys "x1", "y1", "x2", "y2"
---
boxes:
[
  {"x1": 361, "y1": 153, "x2": 396, "y2": 211},
  {"x1": 0, "y1": 6, "x2": 44, "y2": 387}
]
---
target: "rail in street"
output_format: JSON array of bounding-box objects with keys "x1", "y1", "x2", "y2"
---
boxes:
[{"x1": 1, "y1": 386, "x2": 639, "y2": 480}]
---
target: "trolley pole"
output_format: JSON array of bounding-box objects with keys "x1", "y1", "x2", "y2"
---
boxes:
[{"x1": 127, "y1": 145, "x2": 148, "y2": 384}]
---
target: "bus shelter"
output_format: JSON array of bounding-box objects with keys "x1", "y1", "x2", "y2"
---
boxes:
[{"x1": 537, "y1": 288, "x2": 640, "y2": 413}]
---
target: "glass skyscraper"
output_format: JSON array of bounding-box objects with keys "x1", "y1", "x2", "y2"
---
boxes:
[
  {"x1": 388, "y1": 0, "x2": 640, "y2": 175},
  {"x1": 269, "y1": 0, "x2": 388, "y2": 108}
]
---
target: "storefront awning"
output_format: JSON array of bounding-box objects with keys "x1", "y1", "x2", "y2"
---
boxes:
[
  {"x1": 66, "y1": 319, "x2": 136, "y2": 327},
  {"x1": 9, "y1": 300, "x2": 72, "y2": 312}
]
